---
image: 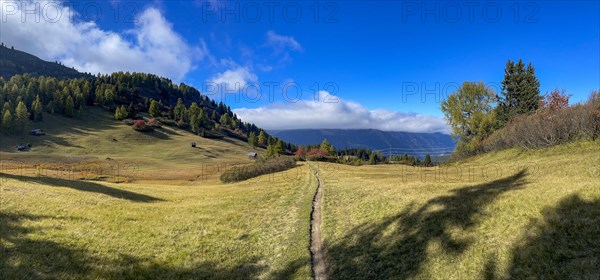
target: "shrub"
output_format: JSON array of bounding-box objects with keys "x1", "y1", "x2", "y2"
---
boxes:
[
  {"x1": 176, "y1": 119, "x2": 189, "y2": 129},
  {"x1": 483, "y1": 91, "x2": 600, "y2": 151},
  {"x1": 158, "y1": 118, "x2": 177, "y2": 127},
  {"x1": 146, "y1": 117, "x2": 162, "y2": 128},
  {"x1": 541, "y1": 88, "x2": 571, "y2": 111},
  {"x1": 132, "y1": 120, "x2": 154, "y2": 132},
  {"x1": 306, "y1": 148, "x2": 328, "y2": 161},
  {"x1": 294, "y1": 147, "x2": 307, "y2": 161},
  {"x1": 220, "y1": 157, "x2": 296, "y2": 183}
]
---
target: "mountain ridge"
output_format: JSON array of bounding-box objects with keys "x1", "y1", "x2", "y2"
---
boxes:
[
  {"x1": 270, "y1": 129, "x2": 455, "y2": 156},
  {"x1": 0, "y1": 43, "x2": 91, "y2": 79}
]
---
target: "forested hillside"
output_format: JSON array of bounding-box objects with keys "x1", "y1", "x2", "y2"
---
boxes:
[
  {"x1": 0, "y1": 46, "x2": 295, "y2": 155},
  {"x1": 0, "y1": 44, "x2": 89, "y2": 79}
]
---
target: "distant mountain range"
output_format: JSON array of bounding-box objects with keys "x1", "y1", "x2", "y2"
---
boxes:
[
  {"x1": 270, "y1": 129, "x2": 455, "y2": 156},
  {"x1": 0, "y1": 43, "x2": 91, "y2": 79}
]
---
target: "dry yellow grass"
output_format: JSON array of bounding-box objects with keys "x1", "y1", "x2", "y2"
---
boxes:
[
  {"x1": 319, "y1": 141, "x2": 600, "y2": 279},
  {"x1": 0, "y1": 107, "x2": 260, "y2": 183},
  {"x1": 2, "y1": 110, "x2": 598, "y2": 279},
  {"x1": 1, "y1": 163, "x2": 316, "y2": 279}
]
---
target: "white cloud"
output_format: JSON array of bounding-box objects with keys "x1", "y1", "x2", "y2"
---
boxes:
[
  {"x1": 266, "y1": 30, "x2": 303, "y2": 52},
  {"x1": 209, "y1": 66, "x2": 257, "y2": 89},
  {"x1": 0, "y1": 0, "x2": 203, "y2": 82},
  {"x1": 234, "y1": 91, "x2": 450, "y2": 134}
]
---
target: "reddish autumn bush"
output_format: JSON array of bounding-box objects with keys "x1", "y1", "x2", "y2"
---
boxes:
[
  {"x1": 294, "y1": 147, "x2": 308, "y2": 160},
  {"x1": 541, "y1": 88, "x2": 571, "y2": 111},
  {"x1": 306, "y1": 148, "x2": 328, "y2": 161},
  {"x1": 132, "y1": 120, "x2": 154, "y2": 132}
]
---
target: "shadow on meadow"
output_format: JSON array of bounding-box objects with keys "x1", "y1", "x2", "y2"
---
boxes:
[
  {"x1": 0, "y1": 173, "x2": 163, "y2": 202},
  {"x1": 0, "y1": 212, "x2": 269, "y2": 279},
  {"x1": 324, "y1": 169, "x2": 529, "y2": 279},
  {"x1": 485, "y1": 194, "x2": 600, "y2": 279}
]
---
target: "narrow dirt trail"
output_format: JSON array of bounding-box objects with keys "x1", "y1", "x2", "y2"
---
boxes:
[{"x1": 310, "y1": 167, "x2": 328, "y2": 280}]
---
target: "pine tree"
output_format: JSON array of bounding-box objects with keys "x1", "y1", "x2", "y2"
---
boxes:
[
  {"x1": 190, "y1": 114, "x2": 200, "y2": 133},
  {"x1": 248, "y1": 132, "x2": 258, "y2": 147},
  {"x1": 257, "y1": 130, "x2": 267, "y2": 147},
  {"x1": 219, "y1": 113, "x2": 231, "y2": 128},
  {"x1": 274, "y1": 140, "x2": 284, "y2": 154},
  {"x1": 3, "y1": 101, "x2": 13, "y2": 115},
  {"x1": 2, "y1": 110, "x2": 12, "y2": 132},
  {"x1": 320, "y1": 138, "x2": 335, "y2": 155},
  {"x1": 497, "y1": 59, "x2": 541, "y2": 125},
  {"x1": 127, "y1": 102, "x2": 136, "y2": 118},
  {"x1": 15, "y1": 101, "x2": 29, "y2": 132},
  {"x1": 265, "y1": 143, "x2": 277, "y2": 158},
  {"x1": 149, "y1": 100, "x2": 160, "y2": 117},
  {"x1": 174, "y1": 98, "x2": 187, "y2": 121},
  {"x1": 64, "y1": 95, "x2": 75, "y2": 118},
  {"x1": 199, "y1": 109, "x2": 210, "y2": 129},
  {"x1": 114, "y1": 105, "x2": 128, "y2": 120},
  {"x1": 32, "y1": 95, "x2": 43, "y2": 121},
  {"x1": 188, "y1": 102, "x2": 201, "y2": 133},
  {"x1": 423, "y1": 154, "x2": 432, "y2": 166},
  {"x1": 368, "y1": 152, "x2": 376, "y2": 165}
]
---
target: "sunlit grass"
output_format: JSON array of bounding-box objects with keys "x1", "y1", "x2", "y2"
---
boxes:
[
  {"x1": 320, "y1": 141, "x2": 600, "y2": 279},
  {"x1": 1, "y1": 164, "x2": 315, "y2": 279}
]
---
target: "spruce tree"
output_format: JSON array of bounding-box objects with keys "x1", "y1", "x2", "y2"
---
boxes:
[
  {"x1": 320, "y1": 138, "x2": 335, "y2": 155},
  {"x1": 497, "y1": 59, "x2": 541, "y2": 125}
]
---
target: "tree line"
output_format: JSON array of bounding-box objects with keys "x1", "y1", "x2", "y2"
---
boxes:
[
  {"x1": 291, "y1": 139, "x2": 434, "y2": 166},
  {"x1": 0, "y1": 72, "x2": 294, "y2": 153},
  {"x1": 441, "y1": 59, "x2": 600, "y2": 159}
]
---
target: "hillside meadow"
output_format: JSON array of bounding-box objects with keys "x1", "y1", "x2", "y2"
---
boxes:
[
  {"x1": 320, "y1": 141, "x2": 600, "y2": 279},
  {"x1": 1, "y1": 108, "x2": 598, "y2": 279},
  {"x1": 0, "y1": 107, "x2": 259, "y2": 183},
  {"x1": 0, "y1": 163, "x2": 316, "y2": 279}
]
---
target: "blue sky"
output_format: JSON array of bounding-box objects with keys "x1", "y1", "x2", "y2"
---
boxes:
[{"x1": 2, "y1": 0, "x2": 599, "y2": 132}]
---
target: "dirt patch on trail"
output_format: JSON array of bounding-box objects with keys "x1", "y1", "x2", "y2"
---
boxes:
[{"x1": 310, "y1": 170, "x2": 328, "y2": 280}]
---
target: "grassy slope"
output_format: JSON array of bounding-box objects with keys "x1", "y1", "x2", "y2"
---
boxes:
[
  {"x1": 320, "y1": 141, "x2": 600, "y2": 279},
  {"x1": 0, "y1": 163, "x2": 315, "y2": 279},
  {"x1": 2, "y1": 110, "x2": 599, "y2": 279},
  {"x1": 0, "y1": 107, "x2": 259, "y2": 182}
]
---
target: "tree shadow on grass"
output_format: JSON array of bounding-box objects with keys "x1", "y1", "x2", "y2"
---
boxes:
[
  {"x1": 325, "y1": 169, "x2": 529, "y2": 279},
  {"x1": 0, "y1": 212, "x2": 268, "y2": 279},
  {"x1": 0, "y1": 173, "x2": 164, "y2": 202},
  {"x1": 486, "y1": 194, "x2": 600, "y2": 279},
  {"x1": 0, "y1": 212, "x2": 94, "y2": 279}
]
